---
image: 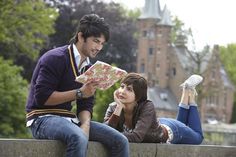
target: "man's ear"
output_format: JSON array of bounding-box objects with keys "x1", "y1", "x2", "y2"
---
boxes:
[{"x1": 77, "y1": 32, "x2": 84, "y2": 43}]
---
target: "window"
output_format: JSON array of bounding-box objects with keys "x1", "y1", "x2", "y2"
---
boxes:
[
  {"x1": 140, "y1": 63, "x2": 145, "y2": 73},
  {"x1": 149, "y1": 48, "x2": 153, "y2": 56},
  {"x1": 172, "y1": 67, "x2": 176, "y2": 76},
  {"x1": 211, "y1": 69, "x2": 216, "y2": 80},
  {"x1": 224, "y1": 90, "x2": 227, "y2": 107},
  {"x1": 160, "y1": 92, "x2": 168, "y2": 101},
  {"x1": 216, "y1": 94, "x2": 219, "y2": 106},
  {"x1": 155, "y1": 79, "x2": 159, "y2": 85},
  {"x1": 143, "y1": 30, "x2": 147, "y2": 37},
  {"x1": 207, "y1": 94, "x2": 217, "y2": 107},
  {"x1": 149, "y1": 30, "x2": 155, "y2": 39},
  {"x1": 157, "y1": 48, "x2": 161, "y2": 54}
]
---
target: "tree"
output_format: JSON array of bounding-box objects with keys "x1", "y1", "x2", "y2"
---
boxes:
[
  {"x1": 0, "y1": 0, "x2": 57, "y2": 59},
  {"x1": 171, "y1": 16, "x2": 200, "y2": 53},
  {"x1": 46, "y1": 0, "x2": 137, "y2": 72},
  {"x1": 0, "y1": 57, "x2": 29, "y2": 138},
  {"x1": 171, "y1": 16, "x2": 185, "y2": 43},
  {"x1": 93, "y1": 82, "x2": 120, "y2": 122},
  {"x1": 0, "y1": 0, "x2": 58, "y2": 80},
  {"x1": 188, "y1": 45, "x2": 211, "y2": 74},
  {"x1": 171, "y1": 16, "x2": 191, "y2": 45},
  {"x1": 220, "y1": 44, "x2": 236, "y2": 123},
  {"x1": 220, "y1": 44, "x2": 236, "y2": 86}
]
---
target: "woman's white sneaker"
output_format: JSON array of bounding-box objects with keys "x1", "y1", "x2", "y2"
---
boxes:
[{"x1": 180, "y1": 74, "x2": 203, "y2": 89}]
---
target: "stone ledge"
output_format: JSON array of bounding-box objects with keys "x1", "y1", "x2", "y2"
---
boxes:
[{"x1": 1, "y1": 139, "x2": 236, "y2": 157}]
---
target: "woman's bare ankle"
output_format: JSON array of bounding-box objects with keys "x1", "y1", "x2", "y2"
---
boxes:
[
  {"x1": 180, "y1": 87, "x2": 189, "y2": 105},
  {"x1": 189, "y1": 89, "x2": 196, "y2": 104}
]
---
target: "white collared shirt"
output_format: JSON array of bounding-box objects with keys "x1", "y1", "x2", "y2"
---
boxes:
[{"x1": 72, "y1": 44, "x2": 90, "y2": 72}]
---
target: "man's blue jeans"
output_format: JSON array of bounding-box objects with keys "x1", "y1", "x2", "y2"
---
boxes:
[
  {"x1": 30, "y1": 116, "x2": 129, "y2": 157},
  {"x1": 159, "y1": 103, "x2": 204, "y2": 144}
]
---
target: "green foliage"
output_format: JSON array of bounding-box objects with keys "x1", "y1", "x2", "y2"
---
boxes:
[
  {"x1": 124, "y1": 8, "x2": 141, "y2": 19},
  {"x1": 220, "y1": 44, "x2": 236, "y2": 123},
  {"x1": 231, "y1": 102, "x2": 236, "y2": 123},
  {"x1": 171, "y1": 16, "x2": 193, "y2": 46},
  {"x1": 47, "y1": 0, "x2": 137, "y2": 72},
  {"x1": 93, "y1": 82, "x2": 120, "y2": 122},
  {"x1": 0, "y1": 0, "x2": 58, "y2": 60},
  {"x1": 220, "y1": 44, "x2": 236, "y2": 85},
  {"x1": 0, "y1": 57, "x2": 29, "y2": 138},
  {"x1": 171, "y1": 16, "x2": 185, "y2": 43}
]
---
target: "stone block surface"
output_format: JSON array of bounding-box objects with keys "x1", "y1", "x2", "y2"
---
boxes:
[
  {"x1": 155, "y1": 144, "x2": 236, "y2": 157},
  {"x1": 0, "y1": 139, "x2": 65, "y2": 157},
  {"x1": 1, "y1": 139, "x2": 236, "y2": 157}
]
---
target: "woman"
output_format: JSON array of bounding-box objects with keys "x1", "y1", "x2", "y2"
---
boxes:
[{"x1": 104, "y1": 73, "x2": 204, "y2": 144}]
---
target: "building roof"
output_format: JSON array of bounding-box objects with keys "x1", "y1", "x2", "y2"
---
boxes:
[
  {"x1": 139, "y1": 0, "x2": 173, "y2": 26},
  {"x1": 173, "y1": 45, "x2": 235, "y2": 90},
  {"x1": 139, "y1": 0, "x2": 162, "y2": 19},
  {"x1": 173, "y1": 46, "x2": 193, "y2": 73},
  {"x1": 159, "y1": 5, "x2": 173, "y2": 26},
  {"x1": 173, "y1": 45, "x2": 212, "y2": 74},
  {"x1": 148, "y1": 86, "x2": 178, "y2": 111}
]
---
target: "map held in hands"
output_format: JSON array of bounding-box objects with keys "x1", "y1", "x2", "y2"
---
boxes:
[{"x1": 76, "y1": 61, "x2": 127, "y2": 90}]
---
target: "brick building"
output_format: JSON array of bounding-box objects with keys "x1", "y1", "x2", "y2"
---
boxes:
[{"x1": 137, "y1": 0, "x2": 235, "y2": 123}]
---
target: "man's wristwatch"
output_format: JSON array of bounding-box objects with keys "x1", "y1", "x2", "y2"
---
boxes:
[{"x1": 76, "y1": 89, "x2": 83, "y2": 99}]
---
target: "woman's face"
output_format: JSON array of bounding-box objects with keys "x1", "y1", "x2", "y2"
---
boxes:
[{"x1": 117, "y1": 83, "x2": 136, "y2": 105}]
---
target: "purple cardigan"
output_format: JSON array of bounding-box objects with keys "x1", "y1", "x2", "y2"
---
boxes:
[{"x1": 26, "y1": 45, "x2": 94, "y2": 121}]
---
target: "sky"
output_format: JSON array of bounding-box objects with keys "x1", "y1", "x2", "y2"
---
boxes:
[{"x1": 102, "y1": 0, "x2": 236, "y2": 51}]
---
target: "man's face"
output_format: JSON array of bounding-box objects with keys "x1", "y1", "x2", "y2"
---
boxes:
[{"x1": 80, "y1": 35, "x2": 106, "y2": 58}]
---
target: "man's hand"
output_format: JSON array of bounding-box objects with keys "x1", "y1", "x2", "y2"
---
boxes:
[{"x1": 80, "y1": 81, "x2": 99, "y2": 98}]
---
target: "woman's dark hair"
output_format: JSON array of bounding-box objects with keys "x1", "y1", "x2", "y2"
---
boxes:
[
  {"x1": 70, "y1": 14, "x2": 110, "y2": 44},
  {"x1": 121, "y1": 73, "x2": 147, "y2": 103}
]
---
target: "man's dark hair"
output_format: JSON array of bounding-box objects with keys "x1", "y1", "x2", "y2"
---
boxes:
[
  {"x1": 121, "y1": 73, "x2": 148, "y2": 103},
  {"x1": 70, "y1": 14, "x2": 110, "y2": 44}
]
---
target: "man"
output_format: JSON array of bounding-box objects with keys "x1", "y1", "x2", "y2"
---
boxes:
[{"x1": 26, "y1": 14, "x2": 129, "y2": 157}]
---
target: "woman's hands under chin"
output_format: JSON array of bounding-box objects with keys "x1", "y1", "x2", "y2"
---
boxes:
[
  {"x1": 113, "y1": 89, "x2": 125, "y2": 116},
  {"x1": 114, "y1": 90, "x2": 125, "y2": 109}
]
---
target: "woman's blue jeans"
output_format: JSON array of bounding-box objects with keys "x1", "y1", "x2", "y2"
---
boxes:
[
  {"x1": 30, "y1": 116, "x2": 129, "y2": 157},
  {"x1": 159, "y1": 103, "x2": 204, "y2": 144}
]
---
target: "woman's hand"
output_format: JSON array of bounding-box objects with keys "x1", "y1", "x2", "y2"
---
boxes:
[
  {"x1": 113, "y1": 89, "x2": 125, "y2": 116},
  {"x1": 114, "y1": 90, "x2": 125, "y2": 108}
]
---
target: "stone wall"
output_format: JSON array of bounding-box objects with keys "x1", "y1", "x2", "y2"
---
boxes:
[{"x1": 1, "y1": 139, "x2": 236, "y2": 157}]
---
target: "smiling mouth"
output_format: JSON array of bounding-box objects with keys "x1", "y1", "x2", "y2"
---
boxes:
[{"x1": 92, "y1": 50, "x2": 99, "y2": 55}]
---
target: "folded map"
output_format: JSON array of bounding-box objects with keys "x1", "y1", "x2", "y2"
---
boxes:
[{"x1": 75, "y1": 61, "x2": 127, "y2": 90}]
